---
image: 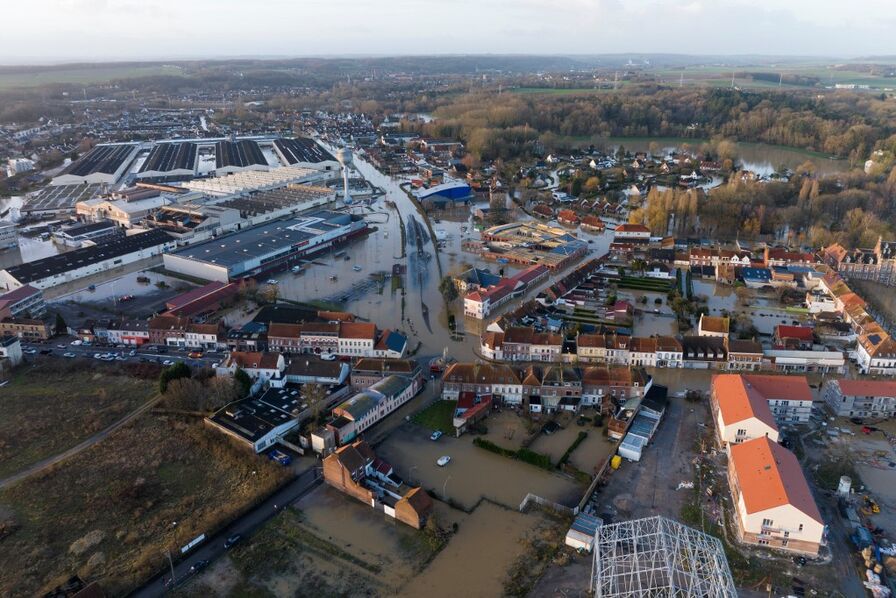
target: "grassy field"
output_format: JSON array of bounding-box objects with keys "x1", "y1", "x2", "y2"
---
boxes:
[
  {"x1": 0, "y1": 361, "x2": 159, "y2": 479},
  {"x1": 412, "y1": 400, "x2": 457, "y2": 433},
  {"x1": 0, "y1": 412, "x2": 290, "y2": 596},
  {"x1": 0, "y1": 64, "x2": 183, "y2": 89}
]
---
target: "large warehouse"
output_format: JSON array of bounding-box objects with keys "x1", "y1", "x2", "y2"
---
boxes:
[
  {"x1": 163, "y1": 211, "x2": 368, "y2": 282},
  {"x1": 0, "y1": 229, "x2": 176, "y2": 291},
  {"x1": 52, "y1": 143, "x2": 140, "y2": 186},
  {"x1": 273, "y1": 138, "x2": 340, "y2": 171},
  {"x1": 215, "y1": 139, "x2": 269, "y2": 175},
  {"x1": 136, "y1": 142, "x2": 198, "y2": 181}
]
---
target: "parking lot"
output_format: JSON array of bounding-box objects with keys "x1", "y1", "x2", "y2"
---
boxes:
[{"x1": 18, "y1": 337, "x2": 221, "y2": 370}]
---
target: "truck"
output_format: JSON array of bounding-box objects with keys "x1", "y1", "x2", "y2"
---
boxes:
[{"x1": 268, "y1": 449, "x2": 292, "y2": 466}]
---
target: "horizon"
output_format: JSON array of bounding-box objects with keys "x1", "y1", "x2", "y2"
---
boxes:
[{"x1": 3, "y1": 0, "x2": 894, "y2": 63}]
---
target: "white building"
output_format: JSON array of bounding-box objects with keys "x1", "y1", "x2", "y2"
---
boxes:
[
  {"x1": 763, "y1": 349, "x2": 846, "y2": 375},
  {"x1": 0, "y1": 335, "x2": 23, "y2": 367},
  {"x1": 710, "y1": 374, "x2": 780, "y2": 447},
  {"x1": 6, "y1": 158, "x2": 34, "y2": 177},
  {"x1": 728, "y1": 437, "x2": 825, "y2": 555},
  {"x1": 822, "y1": 379, "x2": 896, "y2": 419},
  {"x1": 217, "y1": 351, "x2": 285, "y2": 382}
]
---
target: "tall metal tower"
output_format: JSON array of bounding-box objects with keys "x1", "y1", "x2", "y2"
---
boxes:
[{"x1": 335, "y1": 146, "x2": 353, "y2": 205}]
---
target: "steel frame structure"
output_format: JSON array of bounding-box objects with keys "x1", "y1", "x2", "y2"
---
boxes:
[{"x1": 591, "y1": 515, "x2": 737, "y2": 597}]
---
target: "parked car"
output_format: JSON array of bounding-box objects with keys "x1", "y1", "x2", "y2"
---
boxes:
[
  {"x1": 63, "y1": 352, "x2": 76, "y2": 358},
  {"x1": 268, "y1": 449, "x2": 292, "y2": 466},
  {"x1": 436, "y1": 455, "x2": 451, "y2": 467},
  {"x1": 430, "y1": 430, "x2": 443, "y2": 441},
  {"x1": 190, "y1": 559, "x2": 209, "y2": 573},
  {"x1": 266, "y1": 279, "x2": 278, "y2": 285},
  {"x1": 224, "y1": 534, "x2": 242, "y2": 549},
  {"x1": 320, "y1": 353, "x2": 336, "y2": 361},
  {"x1": 188, "y1": 351, "x2": 203, "y2": 358},
  {"x1": 162, "y1": 360, "x2": 174, "y2": 366}
]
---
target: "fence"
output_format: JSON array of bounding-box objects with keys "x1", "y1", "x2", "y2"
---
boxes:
[{"x1": 519, "y1": 492, "x2": 577, "y2": 516}]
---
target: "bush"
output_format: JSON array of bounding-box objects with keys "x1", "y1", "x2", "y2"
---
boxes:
[
  {"x1": 559, "y1": 431, "x2": 588, "y2": 466},
  {"x1": 473, "y1": 437, "x2": 553, "y2": 470},
  {"x1": 159, "y1": 362, "x2": 191, "y2": 394}
]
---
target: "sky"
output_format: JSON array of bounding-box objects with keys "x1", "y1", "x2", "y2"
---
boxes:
[{"x1": 2, "y1": 0, "x2": 894, "y2": 63}]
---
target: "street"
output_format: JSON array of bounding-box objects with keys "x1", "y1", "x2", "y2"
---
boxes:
[{"x1": 129, "y1": 467, "x2": 322, "y2": 598}]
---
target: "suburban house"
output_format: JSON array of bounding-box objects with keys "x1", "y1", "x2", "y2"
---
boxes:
[
  {"x1": 322, "y1": 440, "x2": 433, "y2": 529},
  {"x1": 727, "y1": 437, "x2": 825, "y2": 555},
  {"x1": 698, "y1": 314, "x2": 730, "y2": 338},
  {"x1": 710, "y1": 374, "x2": 780, "y2": 447},
  {"x1": 350, "y1": 358, "x2": 422, "y2": 391},
  {"x1": 822, "y1": 379, "x2": 896, "y2": 419},
  {"x1": 217, "y1": 351, "x2": 286, "y2": 382}
]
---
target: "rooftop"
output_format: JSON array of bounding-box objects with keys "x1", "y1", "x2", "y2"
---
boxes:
[
  {"x1": 711, "y1": 374, "x2": 778, "y2": 430},
  {"x1": 3, "y1": 230, "x2": 174, "y2": 285},
  {"x1": 729, "y1": 436, "x2": 823, "y2": 523}
]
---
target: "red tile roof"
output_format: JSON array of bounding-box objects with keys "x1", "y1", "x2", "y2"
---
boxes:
[
  {"x1": 729, "y1": 436, "x2": 822, "y2": 523},
  {"x1": 711, "y1": 374, "x2": 778, "y2": 430}
]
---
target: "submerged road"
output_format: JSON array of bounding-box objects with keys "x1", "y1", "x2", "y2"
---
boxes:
[{"x1": 129, "y1": 468, "x2": 322, "y2": 598}]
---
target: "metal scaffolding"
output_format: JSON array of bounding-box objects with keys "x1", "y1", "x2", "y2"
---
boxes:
[{"x1": 591, "y1": 515, "x2": 737, "y2": 597}]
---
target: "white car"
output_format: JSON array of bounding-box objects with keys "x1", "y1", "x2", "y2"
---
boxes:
[
  {"x1": 70, "y1": 340, "x2": 83, "y2": 346},
  {"x1": 162, "y1": 360, "x2": 174, "y2": 366},
  {"x1": 266, "y1": 279, "x2": 279, "y2": 285},
  {"x1": 320, "y1": 353, "x2": 337, "y2": 361},
  {"x1": 63, "y1": 352, "x2": 77, "y2": 358},
  {"x1": 436, "y1": 455, "x2": 451, "y2": 467}
]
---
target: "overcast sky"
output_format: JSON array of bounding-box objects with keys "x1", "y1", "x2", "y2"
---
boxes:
[{"x1": 2, "y1": 0, "x2": 894, "y2": 63}]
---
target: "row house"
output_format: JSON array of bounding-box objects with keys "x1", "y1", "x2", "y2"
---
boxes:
[
  {"x1": 628, "y1": 337, "x2": 657, "y2": 367},
  {"x1": 148, "y1": 315, "x2": 221, "y2": 349},
  {"x1": 575, "y1": 333, "x2": 631, "y2": 365},
  {"x1": 0, "y1": 317, "x2": 50, "y2": 341},
  {"x1": 441, "y1": 363, "x2": 522, "y2": 405},
  {"x1": 655, "y1": 336, "x2": 684, "y2": 367},
  {"x1": 106, "y1": 319, "x2": 150, "y2": 346}
]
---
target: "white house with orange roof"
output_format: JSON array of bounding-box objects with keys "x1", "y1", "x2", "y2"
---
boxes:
[
  {"x1": 727, "y1": 436, "x2": 825, "y2": 555},
  {"x1": 710, "y1": 374, "x2": 780, "y2": 447}
]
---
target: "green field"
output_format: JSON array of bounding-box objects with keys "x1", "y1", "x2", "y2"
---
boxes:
[
  {"x1": 412, "y1": 400, "x2": 457, "y2": 433},
  {"x1": 0, "y1": 64, "x2": 184, "y2": 89}
]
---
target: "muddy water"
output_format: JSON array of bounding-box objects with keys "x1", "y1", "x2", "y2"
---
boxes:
[
  {"x1": 295, "y1": 485, "x2": 420, "y2": 587},
  {"x1": 397, "y1": 501, "x2": 539, "y2": 598},
  {"x1": 377, "y1": 424, "x2": 583, "y2": 511},
  {"x1": 569, "y1": 429, "x2": 616, "y2": 474}
]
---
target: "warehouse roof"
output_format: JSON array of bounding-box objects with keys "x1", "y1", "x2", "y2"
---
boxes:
[
  {"x1": 273, "y1": 137, "x2": 336, "y2": 164},
  {"x1": 215, "y1": 139, "x2": 267, "y2": 169},
  {"x1": 61, "y1": 144, "x2": 137, "y2": 177},
  {"x1": 170, "y1": 211, "x2": 353, "y2": 268},
  {"x1": 3, "y1": 229, "x2": 173, "y2": 284},
  {"x1": 139, "y1": 142, "x2": 197, "y2": 173}
]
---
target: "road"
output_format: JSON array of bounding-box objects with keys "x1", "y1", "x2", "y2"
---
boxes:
[
  {"x1": 129, "y1": 467, "x2": 323, "y2": 598},
  {"x1": 18, "y1": 337, "x2": 222, "y2": 370}
]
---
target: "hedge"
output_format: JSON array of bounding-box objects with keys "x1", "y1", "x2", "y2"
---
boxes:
[
  {"x1": 473, "y1": 437, "x2": 553, "y2": 471},
  {"x1": 558, "y1": 431, "x2": 588, "y2": 466}
]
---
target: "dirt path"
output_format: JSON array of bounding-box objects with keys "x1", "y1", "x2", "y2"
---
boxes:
[{"x1": 0, "y1": 394, "x2": 162, "y2": 490}]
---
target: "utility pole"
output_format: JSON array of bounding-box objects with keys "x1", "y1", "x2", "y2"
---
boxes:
[
  {"x1": 165, "y1": 550, "x2": 176, "y2": 588},
  {"x1": 679, "y1": 72, "x2": 684, "y2": 88}
]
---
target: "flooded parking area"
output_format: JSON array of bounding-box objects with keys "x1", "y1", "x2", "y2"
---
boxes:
[
  {"x1": 397, "y1": 501, "x2": 540, "y2": 598},
  {"x1": 376, "y1": 423, "x2": 584, "y2": 511}
]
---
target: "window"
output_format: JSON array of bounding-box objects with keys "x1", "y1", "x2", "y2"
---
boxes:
[
  {"x1": 798, "y1": 524, "x2": 803, "y2": 532},
  {"x1": 762, "y1": 518, "x2": 774, "y2": 528},
  {"x1": 781, "y1": 539, "x2": 788, "y2": 547},
  {"x1": 758, "y1": 539, "x2": 769, "y2": 545}
]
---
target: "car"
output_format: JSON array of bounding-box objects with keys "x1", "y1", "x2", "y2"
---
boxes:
[
  {"x1": 129, "y1": 350, "x2": 136, "y2": 356},
  {"x1": 320, "y1": 353, "x2": 336, "y2": 361},
  {"x1": 436, "y1": 455, "x2": 451, "y2": 467},
  {"x1": 188, "y1": 351, "x2": 203, "y2": 358},
  {"x1": 63, "y1": 352, "x2": 76, "y2": 358},
  {"x1": 190, "y1": 559, "x2": 209, "y2": 572},
  {"x1": 56, "y1": 344, "x2": 66, "y2": 349},
  {"x1": 430, "y1": 430, "x2": 443, "y2": 441},
  {"x1": 266, "y1": 279, "x2": 278, "y2": 285},
  {"x1": 268, "y1": 449, "x2": 292, "y2": 466},
  {"x1": 24, "y1": 348, "x2": 37, "y2": 355},
  {"x1": 162, "y1": 360, "x2": 174, "y2": 366},
  {"x1": 224, "y1": 534, "x2": 242, "y2": 549},
  {"x1": 115, "y1": 355, "x2": 127, "y2": 361},
  {"x1": 70, "y1": 340, "x2": 83, "y2": 346},
  {"x1": 119, "y1": 295, "x2": 134, "y2": 302}
]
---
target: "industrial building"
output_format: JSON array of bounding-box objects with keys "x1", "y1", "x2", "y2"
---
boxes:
[
  {"x1": 273, "y1": 137, "x2": 339, "y2": 171},
  {"x1": 75, "y1": 187, "x2": 187, "y2": 227},
  {"x1": 143, "y1": 202, "x2": 242, "y2": 239},
  {"x1": 0, "y1": 223, "x2": 17, "y2": 250},
  {"x1": 52, "y1": 220, "x2": 122, "y2": 247},
  {"x1": 23, "y1": 183, "x2": 106, "y2": 216},
  {"x1": 52, "y1": 143, "x2": 140, "y2": 186},
  {"x1": 162, "y1": 211, "x2": 368, "y2": 282},
  {"x1": 215, "y1": 139, "x2": 269, "y2": 175},
  {"x1": 136, "y1": 142, "x2": 197, "y2": 181},
  {"x1": 414, "y1": 181, "x2": 473, "y2": 207},
  {"x1": 0, "y1": 229, "x2": 176, "y2": 291},
  {"x1": 180, "y1": 165, "x2": 328, "y2": 196},
  {"x1": 213, "y1": 184, "x2": 336, "y2": 224}
]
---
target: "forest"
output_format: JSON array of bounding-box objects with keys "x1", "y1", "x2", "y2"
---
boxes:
[{"x1": 420, "y1": 87, "x2": 896, "y2": 163}]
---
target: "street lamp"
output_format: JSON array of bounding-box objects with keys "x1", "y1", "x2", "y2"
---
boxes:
[{"x1": 443, "y1": 475, "x2": 451, "y2": 500}]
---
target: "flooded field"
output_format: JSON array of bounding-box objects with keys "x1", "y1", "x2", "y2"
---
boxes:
[
  {"x1": 397, "y1": 501, "x2": 540, "y2": 598},
  {"x1": 295, "y1": 485, "x2": 435, "y2": 588},
  {"x1": 477, "y1": 409, "x2": 533, "y2": 452},
  {"x1": 377, "y1": 423, "x2": 584, "y2": 511},
  {"x1": 568, "y1": 427, "x2": 617, "y2": 475}
]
